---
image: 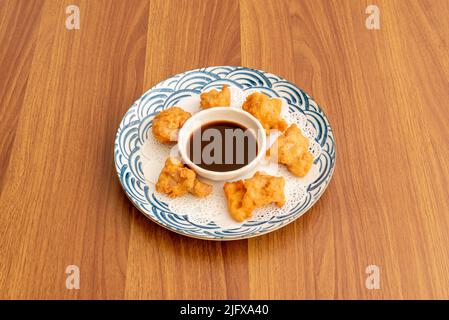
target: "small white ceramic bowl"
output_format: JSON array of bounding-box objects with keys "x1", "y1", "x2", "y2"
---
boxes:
[{"x1": 178, "y1": 107, "x2": 266, "y2": 181}]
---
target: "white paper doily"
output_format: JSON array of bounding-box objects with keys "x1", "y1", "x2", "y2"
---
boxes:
[{"x1": 139, "y1": 85, "x2": 321, "y2": 228}]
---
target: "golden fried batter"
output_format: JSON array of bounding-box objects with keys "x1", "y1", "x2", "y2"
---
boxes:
[
  {"x1": 242, "y1": 92, "x2": 288, "y2": 135},
  {"x1": 152, "y1": 107, "x2": 191, "y2": 143},
  {"x1": 200, "y1": 85, "x2": 231, "y2": 108},
  {"x1": 156, "y1": 158, "x2": 195, "y2": 197},
  {"x1": 223, "y1": 180, "x2": 250, "y2": 222},
  {"x1": 268, "y1": 124, "x2": 313, "y2": 177},
  {"x1": 223, "y1": 172, "x2": 285, "y2": 222},
  {"x1": 242, "y1": 172, "x2": 285, "y2": 209},
  {"x1": 156, "y1": 158, "x2": 212, "y2": 198},
  {"x1": 191, "y1": 180, "x2": 213, "y2": 198}
]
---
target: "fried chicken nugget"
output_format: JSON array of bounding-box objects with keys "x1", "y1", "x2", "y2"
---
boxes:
[
  {"x1": 156, "y1": 158, "x2": 212, "y2": 198},
  {"x1": 268, "y1": 124, "x2": 313, "y2": 177},
  {"x1": 200, "y1": 85, "x2": 231, "y2": 108},
  {"x1": 152, "y1": 107, "x2": 191, "y2": 143},
  {"x1": 242, "y1": 92, "x2": 288, "y2": 135},
  {"x1": 191, "y1": 180, "x2": 213, "y2": 198},
  {"x1": 242, "y1": 172, "x2": 285, "y2": 209},
  {"x1": 223, "y1": 172, "x2": 285, "y2": 222},
  {"x1": 223, "y1": 180, "x2": 251, "y2": 222}
]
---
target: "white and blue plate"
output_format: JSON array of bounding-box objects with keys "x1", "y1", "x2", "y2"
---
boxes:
[{"x1": 114, "y1": 66, "x2": 336, "y2": 240}]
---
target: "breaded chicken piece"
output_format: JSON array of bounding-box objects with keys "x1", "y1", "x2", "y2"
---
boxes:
[
  {"x1": 223, "y1": 172, "x2": 285, "y2": 222},
  {"x1": 242, "y1": 92, "x2": 288, "y2": 135},
  {"x1": 223, "y1": 180, "x2": 250, "y2": 222},
  {"x1": 268, "y1": 124, "x2": 313, "y2": 177},
  {"x1": 156, "y1": 158, "x2": 212, "y2": 198},
  {"x1": 191, "y1": 180, "x2": 213, "y2": 198},
  {"x1": 242, "y1": 172, "x2": 285, "y2": 209},
  {"x1": 156, "y1": 158, "x2": 195, "y2": 197},
  {"x1": 200, "y1": 85, "x2": 231, "y2": 108},
  {"x1": 152, "y1": 107, "x2": 191, "y2": 143}
]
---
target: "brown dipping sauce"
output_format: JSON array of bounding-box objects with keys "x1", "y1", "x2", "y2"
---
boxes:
[{"x1": 188, "y1": 121, "x2": 258, "y2": 172}]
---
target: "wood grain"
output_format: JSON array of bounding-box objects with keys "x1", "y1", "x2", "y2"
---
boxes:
[
  {"x1": 0, "y1": 0, "x2": 448, "y2": 299},
  {"x1": 0, "y1": 0, "x2": 149, "y2": 299}
]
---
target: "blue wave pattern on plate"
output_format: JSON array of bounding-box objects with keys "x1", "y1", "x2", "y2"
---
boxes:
[{"x1": 114, "y1": 66, "x2": 336, "y2": 240}]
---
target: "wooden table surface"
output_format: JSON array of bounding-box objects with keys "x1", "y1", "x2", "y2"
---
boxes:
[{"x1": 1, "y1": 0, "x2": 448, "y2": 299}]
